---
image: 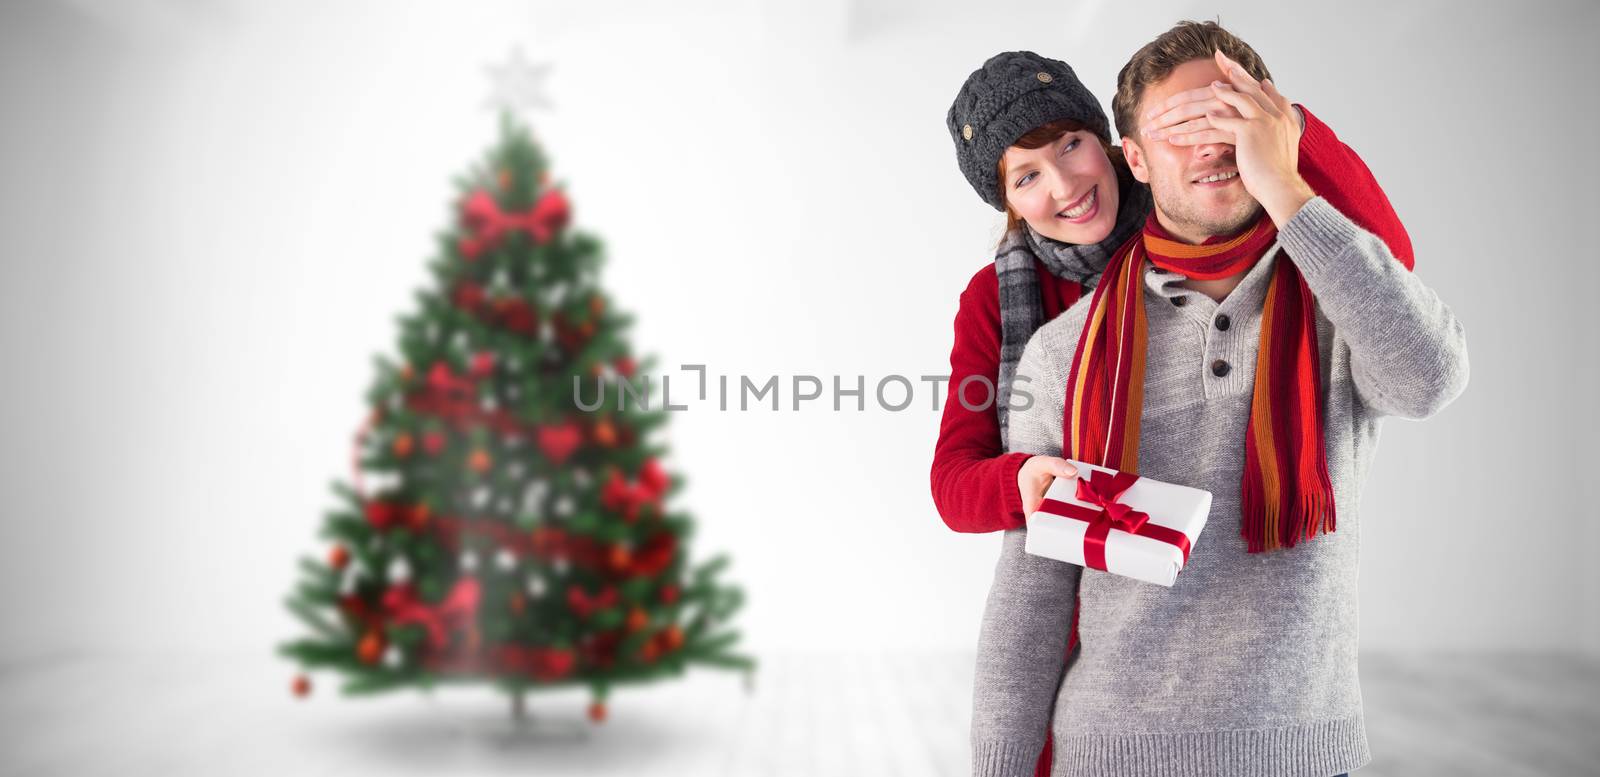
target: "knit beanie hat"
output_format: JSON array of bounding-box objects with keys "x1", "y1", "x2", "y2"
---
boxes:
[{"x1": 946, "y1": 51, "x2": 1111, "y2": 211}]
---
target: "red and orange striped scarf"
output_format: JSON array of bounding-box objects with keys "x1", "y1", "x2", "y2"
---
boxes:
[{"x1": 1062, "y1": 211, "x2": 1332, "y2": 553}]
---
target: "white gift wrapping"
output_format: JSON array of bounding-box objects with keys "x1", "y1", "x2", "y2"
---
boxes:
[{"x1": 1023, "y1": 459, "x2": 1213, "y2": 587}]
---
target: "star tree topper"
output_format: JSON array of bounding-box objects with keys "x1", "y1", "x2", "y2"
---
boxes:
[{"x1": 484, "y1": 45, "x2": 554, "y2": 114}]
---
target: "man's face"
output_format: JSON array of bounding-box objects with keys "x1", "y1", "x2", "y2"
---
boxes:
[{"x1": 1124, "y1": 58, "x2": 1263, "y2": 240}]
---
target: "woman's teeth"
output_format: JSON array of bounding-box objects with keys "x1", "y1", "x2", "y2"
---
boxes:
[
  {"x1": 1058, "y1": 188, "x2": 1097, "y2": 219},
  {"x1": 1195, "y1": 171, "x2": 1239, "y2": 184}
]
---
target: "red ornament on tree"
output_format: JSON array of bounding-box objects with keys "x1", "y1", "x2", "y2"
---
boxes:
[
  {"x1": 453, "y1": 281, "x2": 486, "y2": 312},
  {"x1": 357, "y1": 632, "x2": 385, "y2": 664},
  {"x1": 328, "y1": 545, "x2": 350, "y2": 570},
  {"x1": 537, "y1": 422, "x2": 582, "y2": 465},
  {"x1": 662, "y1": 624, "x2": 685, "y2": 651},
  {"x1": 365, "y1": 500, "x2": 400, "y2": 530},
  {"x1": 494, "y1": 296, "x2": 538, "y2": 335},
  {"x1": 423, "y1": 430, "x2": 445, "y2": 455},
  {"x1": 639, "y1": 458, "x2": 669, "y2": 497},
  {"x1": 470, "y1": 351, "x2": 496, "y2": 378},
  {"x1": 608, "y1": 543, "x2": 632, "y2": 573},
  {"x1": 542, "y1": 647, "x2": 576, "y2": 681},
  {"x1": 588, "y1": 700, "x2": 607, "y2": 723},
  {"x1": 407, "y1": 502, "x2": 432, "y2": 530},
  {"x1": 292, "y1": 674, "x2": 312, "y2": 697},
  {"x1": 592, "y1": 418, "x2": 617, "y2": 448},
  {"x1": 616, "y1": 356, "x2": 636, "y2": 378},
  {"x1": 626, "y1": 606, "x2": 648, "y2": 633}
]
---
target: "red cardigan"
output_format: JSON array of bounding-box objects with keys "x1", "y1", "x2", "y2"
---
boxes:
[{"x1": 930, "y1": 104, "x2": 1415, "y2": 534}]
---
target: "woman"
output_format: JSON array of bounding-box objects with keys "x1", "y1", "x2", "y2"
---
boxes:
[{"x1": 932, "y1": 50, "x2": 1410, "y2": 777}]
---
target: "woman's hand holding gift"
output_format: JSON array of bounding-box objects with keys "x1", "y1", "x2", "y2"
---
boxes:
[{"x1": 1017, "y1": 456, "x2": 1078, "y2": 517}]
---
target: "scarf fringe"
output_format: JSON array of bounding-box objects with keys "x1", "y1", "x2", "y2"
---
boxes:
[{"x1": 1241, "y1": 473, "x2": 1338, "y2": 554}]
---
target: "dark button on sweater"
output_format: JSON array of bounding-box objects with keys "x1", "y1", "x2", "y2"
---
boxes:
[
  {"x1": 1211, "y1": 359, "x2": 1231, "y2": 377},
  {"x1": 1171, "y1": 295, "x2": 1187, "y2": 307},
  {"x1": 1215, "y1": 314, "x2": 1231, "y2": 331}
]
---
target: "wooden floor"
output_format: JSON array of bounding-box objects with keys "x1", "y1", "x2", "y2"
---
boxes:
[{"x1": 0, "y1": 650, "x2": 1595, "y2": 776}]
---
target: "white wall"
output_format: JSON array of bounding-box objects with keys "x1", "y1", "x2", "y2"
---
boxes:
[{"x1": 1, "y1": 0, "x2": 1595, "y2": 664}]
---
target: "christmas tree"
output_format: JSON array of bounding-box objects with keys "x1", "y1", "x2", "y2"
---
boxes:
[{"x1": 279, "y1": 110, "x2": 752, "y2": 722}]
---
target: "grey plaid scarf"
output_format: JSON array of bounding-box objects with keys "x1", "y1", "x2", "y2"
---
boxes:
[{"x1": 994, "y1": 162, "x2": 1150, "y2": 447}]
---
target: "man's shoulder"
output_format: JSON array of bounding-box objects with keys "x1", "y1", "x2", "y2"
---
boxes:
[{"x1": 1025, "y1": 287, "x2": 1097, "y2": 366}]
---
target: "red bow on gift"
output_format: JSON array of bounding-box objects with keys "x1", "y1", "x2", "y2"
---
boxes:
[
  {"x1": 1075, "y1": 472, "x2": 1148, "y2": 571},
  {"x1": 382, "y1": 577, "x2": 482, "y2": 651},
  {"x1": 1039, "y1": 470, "x2": 1192, "y2": 573},
  {"x1": 1077, "y1": 472, "x2": 1149, "y2": 530},
  {"x1": 456, "y1": 188, "x2": 571, "y2": 260}
]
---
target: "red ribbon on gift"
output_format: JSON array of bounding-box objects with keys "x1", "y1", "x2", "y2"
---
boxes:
[
  {"x1": 456, "y1": 188, "x2": 571, "y2": 260},
  {"x1": 1039, "y1": 470, "x2": 1192, "y2": 572}
]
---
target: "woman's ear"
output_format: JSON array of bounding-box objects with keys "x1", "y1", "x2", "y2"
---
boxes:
[{"x1": 1122, "y1": 137, "x2": 1151, "y2": 184}]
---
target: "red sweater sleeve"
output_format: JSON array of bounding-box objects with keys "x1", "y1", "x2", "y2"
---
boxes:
[
  {"x1": 930, "y1": 266, "x2": 1033, "y2": 533},
  {"x1": 1294, "y1": 104, "x2": 1415, "y2": 269}
]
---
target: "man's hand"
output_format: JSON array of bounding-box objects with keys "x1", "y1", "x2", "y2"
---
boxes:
[
  {"x1": 1142, "y1": 49, "x2": 1315, "y2": 227},
  {"x1": 1017, "y1": 456, "x2": 1078, "y2": 517}
]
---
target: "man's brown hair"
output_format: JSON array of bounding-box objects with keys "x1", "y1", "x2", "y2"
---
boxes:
[{"x1": 1112, "y1": 20, "x2": 1272, "y2": 142}]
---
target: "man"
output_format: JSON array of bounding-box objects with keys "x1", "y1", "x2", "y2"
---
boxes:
[{"x1": 969, "y1": 21, "x2": 1468, "y2": 777}]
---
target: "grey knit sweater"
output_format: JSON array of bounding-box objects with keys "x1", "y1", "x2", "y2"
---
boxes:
[{"x1": 972, "y1": 197, "x2": 1469, "y2": 777}]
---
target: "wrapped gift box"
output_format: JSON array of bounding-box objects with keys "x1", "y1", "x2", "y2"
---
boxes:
[{"x1": 1024, "y1": 460, "x2": 1213, "y2": 587}]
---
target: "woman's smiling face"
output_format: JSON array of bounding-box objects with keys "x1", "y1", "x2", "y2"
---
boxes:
[{"x1": 1000, "y1": 129, "x2": 1120, "y2": 245}]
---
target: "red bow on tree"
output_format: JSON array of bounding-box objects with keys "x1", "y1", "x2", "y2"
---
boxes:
[
  {"x1": 601, "y1": 459, "x2": 670, "y2": 522},
  {"x1": 456, "y1": 188, "x2": 571, "y2": 260},
  {"x1": 566, "y1": 583, "x2": 618, "y2": 618},
  {"x1": 382, "y1": 577, "x2": 482, "y2": 652},
  {"x1": 428, "y1": 361, "x2": 476, "y2": 403}
]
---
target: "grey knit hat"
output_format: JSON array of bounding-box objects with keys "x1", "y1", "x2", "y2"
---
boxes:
[{"x1": 946, "y1": 51, "x2": 1111, "y2": 211}]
